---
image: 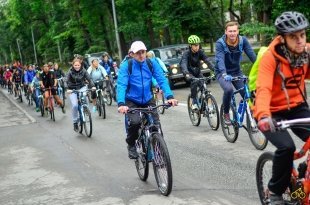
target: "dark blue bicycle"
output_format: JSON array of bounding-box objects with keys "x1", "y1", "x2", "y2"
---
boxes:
[
  {"x1": 220, "y1": 76, "x2": 268, "y2": 150},
  {"x1": 128, "y1": 104, "x2": 173, "y2": 196}
]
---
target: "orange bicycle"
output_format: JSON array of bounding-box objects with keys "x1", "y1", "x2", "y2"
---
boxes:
[
  {"x1": 256, "y1": 117, "x2": 310, "y2": 205},
  {"x1": 43, "y1": 88, "x2": 55, "y2": 121}
]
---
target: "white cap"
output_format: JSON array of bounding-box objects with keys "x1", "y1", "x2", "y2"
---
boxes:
[{"x1": 130, "y1": 41, "x2": 147, "y2": 53}]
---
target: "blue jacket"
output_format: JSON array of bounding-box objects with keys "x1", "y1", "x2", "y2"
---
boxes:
[
  {"x1": 25, "y1": 70, "x2": 36, "y2": 84},
  {"x1": 117, "y1": 58, "x2": 174, "y2": 106},
  {"x1": 214, "y1": 35, "x2": 256, "y2": 76}
]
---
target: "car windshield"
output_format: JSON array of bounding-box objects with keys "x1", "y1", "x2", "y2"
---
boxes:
[{"x1": 158, "y1": 46, "x2": 188, "y2": 61}]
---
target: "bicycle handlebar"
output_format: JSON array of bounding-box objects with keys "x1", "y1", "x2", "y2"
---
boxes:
[
  {"x1": 191, "y1": 74, "x2": 215, "y2": 81},
  {"x1": 274, "y1": 117, "x2": 310, "y2": 130},
  {"x1": 231, "y1": 76, "x2": 248, "y2": 81},
  {"x1": 128, "y1": 104, "x2": 172, "y2": 113}
]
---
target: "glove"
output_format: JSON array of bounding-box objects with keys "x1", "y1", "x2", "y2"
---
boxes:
[
  {"x1": 257, "y1": 117, "x2": 276, "y2": 132},
  {"x1": 223, "y1": 74, "x2": 232, "y2": 81},
  {"x1": 185, "y1": 74, "x2": 193, "y2": 81}
]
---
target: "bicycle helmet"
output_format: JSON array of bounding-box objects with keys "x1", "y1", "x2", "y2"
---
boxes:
[
  {"x1": 188, "y1": 35, "x2": 201, "y2": 44},
  {"x1": 275, "y1": 11, "x2": 309, "y2": 34}
]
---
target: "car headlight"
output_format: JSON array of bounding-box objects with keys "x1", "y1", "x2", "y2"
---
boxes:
[
  {"x1": 172, "y1": 68, "x2": 178, "y2": 74},
  {"x1": 202, "y1": 63, "x2": 208, "y2": 69}
]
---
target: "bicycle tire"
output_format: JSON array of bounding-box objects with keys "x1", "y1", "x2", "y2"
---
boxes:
[
  {"x1": 220, "y1": 104, "x2": 239, "y2": 143},
  {"x1": 83, "y1": 106, "x2": 92, "y2": 137},
  {"x1": 187, "y1": 94, "x2": 201, "y2": 126},
  {"x1": 156, "y1": 92, "x2": 165, "y2": 114},
  {"x1": 135, "y1": 135, "x2": 149, "y2": 181},
  {"x1": 99, "y1": 93, "x2": 106, "y2": 119},
  {"x1": 39, "y1": 97, "x2": 44, "y2": 117},
  {"x1": 246, "y1": 111, "x2": 268, "y2": 150},
  {"x1": 205, "y1": 94, "x2": 219, "y2": 130},
  {"x1": 106, "y1": 91, "x2": 112, "y2": 106},
  {"x1": 256, "y1": 152, "x2": 274, "y2": 205},
  {"x1": 49, "y1": 97, "x2": 55, "y2": 122},
  {"x1": 151, "y1": 133, "x2": 173, "y2": 196}
]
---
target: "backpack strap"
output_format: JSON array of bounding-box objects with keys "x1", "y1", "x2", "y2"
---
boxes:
[
  {"x1": 219, "y1": 35, "x2": 243, "y2": 53},
  {"x1": 128, "y1": 58, "x2": 153, "y2": 75}
]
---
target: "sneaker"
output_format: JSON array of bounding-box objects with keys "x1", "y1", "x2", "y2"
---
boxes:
[
  {"x1": 269, "y1": 192, "x2": 284, "y2": 205},
  {"x1": 224, "y1": 113, "x2": 231, "y2": 125},
  {"x1": 73, "y1": 123, "x2": 78, "y2": 132},
  {"x1": 191, "y1": 103, "x2": 198, "y2": 111},
  {"x1": 35, "y1": 107, "x2": 40, "y2": 112},
  {"x1": 127, "y1": 145, "x2": 138, "y2": 159},
  {"x1": 92, "y1": 106, "x2": 97, "y2": 113},
  {"x1": 61, "y1": 106, "x2": 66, "y2": 114}
]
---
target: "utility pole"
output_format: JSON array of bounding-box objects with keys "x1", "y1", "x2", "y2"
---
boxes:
[
  {"x1": 16, "y1": 39, "x2": 23, "y2": 65},
  {"x1": 57, "y1": 41, "x2": 62, "y2": 63},
  {"x1": 31, "y1": 27, "x2": 38, "y2": 64},
  {"x1": 9, "y1": 45, "x2": 13, "y2": 62},
  {"x1": 111, "y1": 0, "x2": 122, "y2": 60}
]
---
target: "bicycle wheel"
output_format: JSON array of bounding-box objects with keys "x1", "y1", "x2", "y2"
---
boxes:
[
  {"x1": 220, "y1": 104, "x2": 239, "y2": 143},
  {"x1": 256, "y1": 152, "x2": 274, "y2": 205},
  {"x1": 105, "y1": 90, "x2": 112, "y2": 106},
  {"x1": 205, "y1": 94, "x2": 219, "y2": 130},
  {"x1": 135, "y1": 135, "x2": 149, "y2": 181},
  {"x1": 187, "y1": 94, "x2": 201, "y2": 126},
  {"x1": 151, "y1": 133, "x2": 173, "y2": 196},
  {"x1": 156, "y1": 92, "x2": 165, "y2": 114},
  {"x1": 49, "y1": 97, "x2": 55, "y2": 121},
  {"x1": 246, "y1": 111, "x2": 268, "y2": 150},
  {"x1": 83, "y1": 106, "x2": 92, "y2": 137},
  {"x1": 101, "y1": 94, "x2": 106, "y2": 119},
  {"x1": 39, "y1": 97, "x2": 44, "y2": 117}
]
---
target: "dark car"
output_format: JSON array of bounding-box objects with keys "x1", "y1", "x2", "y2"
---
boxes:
[{"x1": 151, "y1": 44, "x2": 212, "y2": 89}]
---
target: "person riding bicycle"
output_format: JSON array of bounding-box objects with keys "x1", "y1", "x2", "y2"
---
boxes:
[
  {"x1": 39, "y1": 64, "x2": 65, "y2": 114},
  {"x1": 11, "y1": 67, "x2": 22, "y2": 98},
  {"x1": 87, "y1": 58, "x2": 108, "y2": 113},
  {"x1": 67, "y1": 58, "x2": 96, "y2": 131},
  {"x1": 117, "y1": 41, "x2": 178, "y2": 159},
  {"x1": 54, "y1": 63, "x2": 66, "y2": 96},
  {"x1": 24, "y1": 65, "x2": 36, "y2": 98},
  {"x1": 180, "y1": 35, "x2": 215, "y2": 111},
  {"x1": 254, "y1": 11, "x2": 310, "y2": 205},
  {"x1": 214, "y1": 21, "x2": 257, "y2": 125},
  {"x1": 31, "y1": 71, "x2": 41, "y2": 112}
]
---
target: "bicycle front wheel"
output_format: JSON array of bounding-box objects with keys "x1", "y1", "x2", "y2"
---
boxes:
[
  {"x1": 83, "y1": 106, "x2": 92, "y2": 137},
  {"x1": 151, "y1": 133, "x2": 173, "y2": 196},
  {"x1": 256, "y1": 152, "x2": 274, "y2": 205},
  {"x1": 105, "y1": 90, "x2": 112, "y2": 106},
  {"x1": 220, "y1": 104, "x2": 239, "y2": 143},
  {"x1": 187, "y1": 94, "x2": 201, "y2": 126},
  {"x1": 100, "y1": 93, "x2": 106, "y2": 119},
  {"x1": 39, "y1": 97, "x2": 44, "y2": 117},
  {"x1": 246, "y1": 111, "x2": 268, "y2": 150},
  {"x1": 135, "y1": 136, "x2": 149, "y2": 181},
  {"x1": 205, "y1": 94, "x2": 219, "y2": 130},
  {"x1": 155, "y1": 92, "x2": 165, "y2": 114}
]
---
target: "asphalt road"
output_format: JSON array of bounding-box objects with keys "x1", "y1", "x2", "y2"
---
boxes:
[{"x1": 0, "y1": 81, "x2": 306, "y2": 205}]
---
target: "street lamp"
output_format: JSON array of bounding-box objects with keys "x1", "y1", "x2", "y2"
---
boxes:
[{"x1": 111, "y1": 0, "x2": 122, "y2": 60}]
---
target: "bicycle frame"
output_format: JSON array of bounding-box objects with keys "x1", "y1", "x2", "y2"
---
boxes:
[{"x1": 76, "y1": 91, "x2": 88, "y2": 123}]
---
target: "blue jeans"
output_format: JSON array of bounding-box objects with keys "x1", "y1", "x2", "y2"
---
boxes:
[
  {"x1": 217, "y1": 73, "x2": 246, "y2": 113},
  {"x1": 34, "y1": 88, "x2": 40, "y2": 108}
]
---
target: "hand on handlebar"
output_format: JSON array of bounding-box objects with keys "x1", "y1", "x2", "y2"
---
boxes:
[
  {"x1": 118, "y1": 105, "x2": 129, "y2": 114},
  {"x1": 258, "y1": 117, "x2": 276, "y2": 132},
  {"x1": 167, "y1": 99, "x2": 178, "y2": 107},
  {"x1": 185, "y1": 74, "x2": 193, "y2": 81},
  {"x1": 67, "y1": 89, "x2": 72, "y2": 94},
  {"x1": 223, "y1": 74, "x2": 232, "y2": 81}
]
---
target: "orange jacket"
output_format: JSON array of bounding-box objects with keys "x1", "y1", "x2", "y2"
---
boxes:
[{"x1": 254, "y1": 36, "x2": 310, "y2": 120}]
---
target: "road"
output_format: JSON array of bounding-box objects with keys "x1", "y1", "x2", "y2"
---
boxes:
[{"x1": 1, "y1": 81, "x2": 305, "y2": 205}]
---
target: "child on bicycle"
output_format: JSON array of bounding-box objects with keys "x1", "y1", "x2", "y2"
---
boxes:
[
  {"x1": 254, "y1": 11, "x2": 310, "y2": 204},
  {"x1": 67, "y1": 58, "x2": 96, "y2": 131},
  {"x1": 31, "y1": 71, "x2": 41, "y2": 112}
]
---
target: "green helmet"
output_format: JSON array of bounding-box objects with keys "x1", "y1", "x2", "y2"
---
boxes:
[{"x1": 188, "y1": 35, "x2": 201, "y2": 44}]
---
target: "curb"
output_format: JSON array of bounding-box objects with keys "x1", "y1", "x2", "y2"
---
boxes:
[{"x1": 0, "y1": 88, "x2": 36, "y2": 123}]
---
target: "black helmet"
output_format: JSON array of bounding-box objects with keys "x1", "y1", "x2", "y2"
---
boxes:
[{"x1": 275, "y1": 11, "x2": 309, "y2": 34}]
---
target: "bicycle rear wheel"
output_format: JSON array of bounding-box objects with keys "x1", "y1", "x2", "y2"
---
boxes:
[
  {"x1": 83, "y1": 106, "x2": 92, "y2": 137},
  {"x1": 151, "y1": 133, "x2": 173, "y2": 196},
  {"x1": 187, "y1": 94, "x2": 201, "y2": 126},
  {"x1": 135, "y1": 135, "x2": 149, "y2": 181},
  {"x1": 49, "y1": 97, "x2": 55, "y2": 121},
  {"x1": 246, "y1": 111, "x2": 268, "y2": 150},
  {"x1": 39, "y1": 97, "x2": 44, "y2": 117},
  {"x1": 105, "y1": 90, "x2": 112, "y2": 106},
  {"x1": 256, "y1": 152, "x2": 274, "y2": 205},
  {"x1": 100, "y1": 93, "x2": 106, "y2": 119},
  {"x1": 205, "y1": 94, "x2": 219, "y2": 130},
  {"x1": 220, "y1": 104, "x2": 239, "y2": 143}
]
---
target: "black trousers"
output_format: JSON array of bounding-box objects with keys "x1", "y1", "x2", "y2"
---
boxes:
[
  {"x1": 125, "y1": 100, "x2": 160, "y2": 146},
  {"x1": 263, "y1": 103, "x2": 310, "y2": 195}
]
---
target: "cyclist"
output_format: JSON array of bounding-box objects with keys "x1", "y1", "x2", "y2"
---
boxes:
[
  {"x1": 39, "y1": 64, "x2": 65, "y2": 114},
  {"x1": 117, "y1": 41, "x2": 178, "y2": 159},
  {"x1": 4, "y1": 68, "x2": 12, "y2": 92},
  {"x1": 24, "y1": 65, "x2": 36, "y2": 98},
  {"x1": 11, "y1": 67, "x2": 22, "y2": 98},
  {"x1": 67, "y1": 58, "x2": 96, "y2": 131},
  {"x1": 87, "y1": 58, "x2": 108, "y2": 113},
  {"x1": 30, "y1": 71, "x2": 41, "y2": 112},
  {"x1": 214, "y1": 21, "x2": 257, "y2": 125},
  {"x1": 180, "y1": 35, "x2": 214, "y2": 111},
  {"x1": 54, "y1": 62, "x2": 66, "y2": 97},
  {"x1": 254, "y1": 11, "x2": 310, "y2": 204}
]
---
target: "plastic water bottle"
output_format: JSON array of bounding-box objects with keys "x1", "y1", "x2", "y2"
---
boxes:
[{"x1": 238, "y1": 100, "x2": 244, "y2": 114}]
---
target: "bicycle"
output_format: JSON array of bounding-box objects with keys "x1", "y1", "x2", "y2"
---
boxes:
[
  {"x1": 154, "y1": 88, "x2": 165, "y2": 114},
  {"x1": 57, "y1": 77, "x2": 66, "y2": 107},
  {"x1": 128, "y1": 104, "x2": 173, "y2": 196},
  {"x1": 43, "y1": 88, "x2": 55, "y2": 121},
  {"x1": 256, "y1": 117, "x2": 310, "y2": 205},
  {"x1": 15, "y1": 83, "x2": 23, "y2": 103},
  {"x1": 25, "y1": 85, "x2": 33, "y2": 106},
  {"x1": 219, "y1": 76, "x2": 268, "y2": 150},
  {"x1": 94, "y1": 80, "x2": 106, "y2": 119},
  {"x1": 187, "y1": 75, "x2": 220, "y2": 130},
  {"x1": 71, "y1": 89, "x2": 93, "y2": 138},
  {"x1": 38, "y1": 89, "x2": 45, "y2": 116}
]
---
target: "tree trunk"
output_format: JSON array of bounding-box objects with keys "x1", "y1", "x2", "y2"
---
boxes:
[{"x1": 74, "y1": 1, "x2": 92, "y2": 48}]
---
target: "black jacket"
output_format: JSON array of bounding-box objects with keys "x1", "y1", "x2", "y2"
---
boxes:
[{"x1": 66, "y1": 67, "x2": 95, "y2": 90}]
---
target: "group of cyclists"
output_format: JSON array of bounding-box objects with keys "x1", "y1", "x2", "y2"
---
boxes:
[{"x1": 0, "y1": 10, "x2": 309, "y2": 204}]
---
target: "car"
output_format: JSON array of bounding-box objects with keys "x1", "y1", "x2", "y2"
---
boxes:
[{"x1": 151, "y1": 44, "x2": 212, "y2": 89}]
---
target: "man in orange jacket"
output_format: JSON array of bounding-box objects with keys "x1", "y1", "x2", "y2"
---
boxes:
[{"x1": 254, "y1": 11, "x2": 310, "y2": 204}]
